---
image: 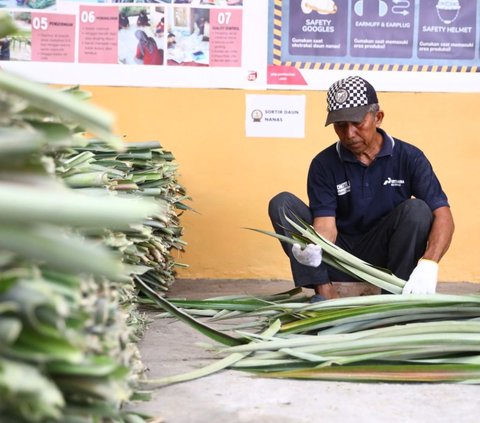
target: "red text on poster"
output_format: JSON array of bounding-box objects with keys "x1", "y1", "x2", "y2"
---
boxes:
[
  {"x1": 31, "y1": 13, "x2": 76, "y2": 63},
  {"x1": 209, "y1": 9, "x2": 242, "y2": 67},
  {"x1": 78, "y1": 6, "x2": 118, "y2": 64}
]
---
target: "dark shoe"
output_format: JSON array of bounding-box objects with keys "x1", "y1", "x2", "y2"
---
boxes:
[{"x1": 309, "y1": 294, "x2": 327, "y2": 303}]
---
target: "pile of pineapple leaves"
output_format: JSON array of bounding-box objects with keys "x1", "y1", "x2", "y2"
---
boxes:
[
  {"x1": 150, "y1": 287, "x2": 480, "y2": 385},
  {"x1": 0, "y1": 13, "x2": 189, "y2": 421}
]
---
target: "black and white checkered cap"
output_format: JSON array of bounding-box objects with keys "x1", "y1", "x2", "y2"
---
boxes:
[{"x1": 325, "y1": 76, "x2": 378, "y2": 126}]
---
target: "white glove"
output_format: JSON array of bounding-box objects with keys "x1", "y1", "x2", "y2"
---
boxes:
[
  {"x1": 402, "y1": 259, "x2": 439, "y2": 295},
  {"x1": 292, "y1": 243, "x2": 323, "y2": 267}
]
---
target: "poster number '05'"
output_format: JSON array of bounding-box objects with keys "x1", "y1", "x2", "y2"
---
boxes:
[{"x1": 32, "y1": 17, "x2": 48, "y2": 30}]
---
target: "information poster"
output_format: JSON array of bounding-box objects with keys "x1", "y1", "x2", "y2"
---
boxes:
[
  {"x1": 2, "y1": 0, "x2": 480, "y2": 91},
  {"x1": 0, "y1": 0, "x2": 268, "y2": 89},
  {"x1": 268, "y1": 0, "x2": 480, "y2": 92}
]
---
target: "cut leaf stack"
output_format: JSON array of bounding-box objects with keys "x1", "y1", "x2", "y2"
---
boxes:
[
  {"x1": 0, "y1": 18, "x2": 161, "y2": 421},
  {"x1": 52, "y1": 139, "x2": 191, "y2": 295}
]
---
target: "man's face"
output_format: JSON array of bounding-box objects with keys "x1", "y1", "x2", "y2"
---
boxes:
[{"x1": 333, "y1": 110, "x2": 383, "y2": 155}]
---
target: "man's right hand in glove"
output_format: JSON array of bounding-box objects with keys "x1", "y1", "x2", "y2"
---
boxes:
[
  {"x1": 292, "y1": 243, "x2": 323, "y2": 267},
  {"x1": 402, "y1": 259, "x2": 439, "y2": 295}
]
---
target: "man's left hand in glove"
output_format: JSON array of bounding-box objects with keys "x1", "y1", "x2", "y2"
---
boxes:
[{"x1": 292, "y1": 243, "x2": 323, "y2": 267}]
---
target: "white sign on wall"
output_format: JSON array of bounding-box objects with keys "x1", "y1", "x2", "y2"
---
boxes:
[{"x1": 245, "y1": 94, "x2": 306, "y2": 138}]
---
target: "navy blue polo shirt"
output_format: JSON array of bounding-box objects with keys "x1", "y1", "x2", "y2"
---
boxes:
[{"x1": 307, "y1": 128, "x2": 449, "y2": 236}]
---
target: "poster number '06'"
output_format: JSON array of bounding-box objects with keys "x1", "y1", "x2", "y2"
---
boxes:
[{"x1": 81, "y1": 11, "x2": 96, "y2": 24}]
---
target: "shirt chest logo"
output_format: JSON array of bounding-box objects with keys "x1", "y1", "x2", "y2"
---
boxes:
[
  {"x1": 337, "y1": 181, "x2": 351, "y2": 196},
  {"x1": 383, "y1": 177, "x2": 405, "y2": 187}
]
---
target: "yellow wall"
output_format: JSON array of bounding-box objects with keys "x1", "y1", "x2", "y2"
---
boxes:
[{"x1": 84, "y1": 86, "x2": 480, "y2": 283}]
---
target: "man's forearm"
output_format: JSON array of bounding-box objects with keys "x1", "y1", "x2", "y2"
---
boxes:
[
  {"x1": 422, "y1": 206, "x2": 455, "y2": 263},
  {"x1": 312, "y1": 216, "x2": 338, "y2": 243}
]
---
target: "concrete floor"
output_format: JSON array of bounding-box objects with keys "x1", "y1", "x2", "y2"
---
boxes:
[{"x1": 132, "y1": 279, "x2": 480, "y2": 423}]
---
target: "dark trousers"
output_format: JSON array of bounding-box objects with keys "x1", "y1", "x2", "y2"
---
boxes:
[{"x1": 268, "y1": 192, "x2": 433, "y2": 289}]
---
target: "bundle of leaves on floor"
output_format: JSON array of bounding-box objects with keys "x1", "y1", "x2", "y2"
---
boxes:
[
  {"x1": 141, "y1": 217, "x2": 480, "y2": 385},
  {"x1": 51, "y1": 138, "x2": 190, "y2": 296},
  {"x1": 0, "y1": 45, "x2": 161, "y2": 422},
  {"x1": 146, "y1": 290, "x2": 480, "y2": 385}
]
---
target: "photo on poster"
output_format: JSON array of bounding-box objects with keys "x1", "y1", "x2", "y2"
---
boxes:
[
  {"x1": 166, "y1": 6, "x2": 209, "y2": 66},
  {"x1": 118, "y1": 5, "x2": 164, "y2": 65},
  {"x1": 112, "y1": 0, "x2": 171, "y2": 3},
  {"x1": 0, "y1": 0, "x2": 56, "y2": 9},
  {"x1": 173, "y1": 0, "x2": 243, "y2": 5},
  {"x1": 0, "y1": 12, "x2": 32, "y2": 62},
  {"x1": 64, "y1": 0, "x2": 105, "y2": 3}
]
